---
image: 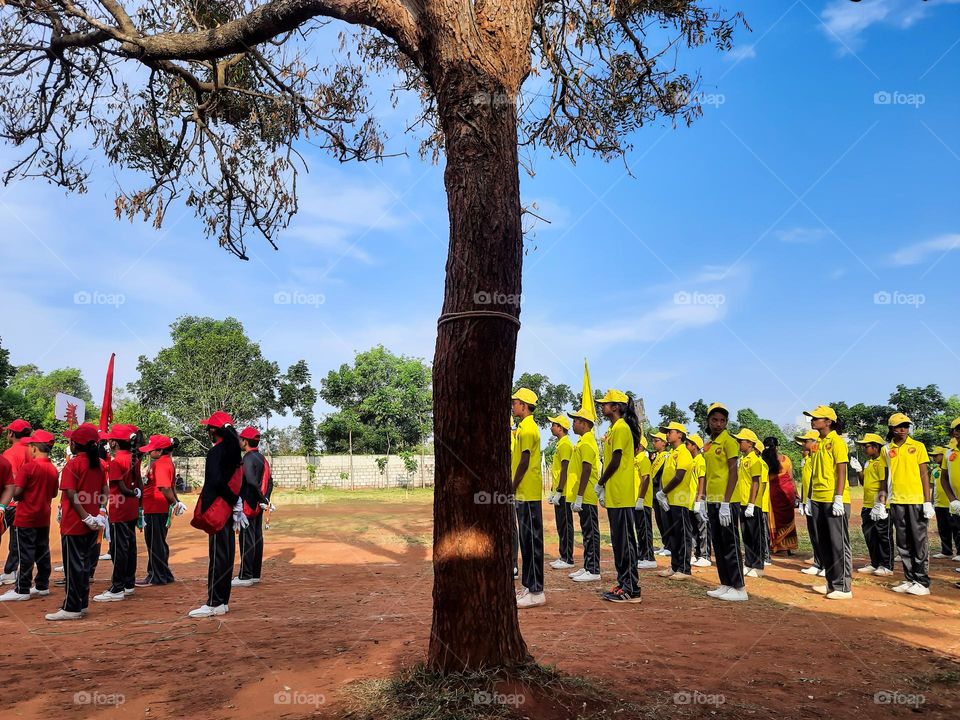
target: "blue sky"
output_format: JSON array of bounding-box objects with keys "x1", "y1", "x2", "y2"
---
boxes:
[{"x1": 1, "y1": 0, "x2": 958, "y2": 432}]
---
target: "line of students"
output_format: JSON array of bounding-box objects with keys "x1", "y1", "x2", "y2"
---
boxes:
[{"x1": 0, "y1": 412, "x2": 274, "y2": 619}]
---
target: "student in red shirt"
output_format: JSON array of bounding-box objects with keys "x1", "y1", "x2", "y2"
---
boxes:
[
  {"x1": 233, "y1": 426, "x2": 272, "y2": 587},
  {"x1": 136, "y1": 435, "x2": 184, "y2": 586},
  {"x1": 94, "y1": 425, "x2": 144, "y2": 602},
  {"x1": 1, "y1": 418, "x2": 33, "y2": 585},
  {"x1": 0, "y1": 430, "x2": 59, "y2": 602},
  {"x1": 0, "y1": 455, "x2": 13, "y2": 538},
  {"x1": 46, "y1": 424, "x2": 109, "y2": 621}
]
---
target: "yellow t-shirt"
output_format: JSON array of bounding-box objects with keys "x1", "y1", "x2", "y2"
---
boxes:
[
  {"x1": 664, "y1": 443, "x2": 695, "y2": 509},
  {"x1": 737, "y1": 453, "x2": 761, "y2": 506},
  {"x1": 511, "y1": 415, "x2": 542, "y2": 502},
  {"x1": 758, "y1": 457, "x2": 770, "y2": 513},
  {"x1": 650, "y1": 451, "x2": 667, "y2": 487},
  {"x1": 691, "y1": 453, "x2": 706, "y2": 502},
  {"x1": 862, "y1": 456, "x2": 886, "y2": 508},
  {"x1": 810, "y1": 430, "x2": 850, "y2": 503},
  {"x1": 602, "y1": 418, "x2": 636, "y2": 508},
  {"x1": 567, "y1": 434, "x2": 600, "y2": 505},
  {"x1": 884, "y1": 436, "x2": 930, "y2": 506},
  {"x1": 941, "y1": 442, "x2": 960, "y2": 505},
  {"x1": 800, "y1": 455, "x2": 814, "y2": 502},
  {"x1": 634, "y1": 453, "x2": 652, "y2": 506},
  {"x1": 550, "y1": 435, "x2": 574, "y2": 493},
  {"x1": 703, "y1": 430, "x2": 741, "y2": 503}
]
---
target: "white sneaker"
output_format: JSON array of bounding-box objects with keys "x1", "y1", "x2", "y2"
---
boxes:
[
  {"x1": 892, "y1": 581, "x2": 914, "y2": 593},
  {"x1": 551, "y1": 560, "x2": 575, "y2": 570},
  {"x1": 231, "y1": 577, "x2": 255, "y2": 587},
  {"x1": 637, "y1": 560, "x2": 659, "y2": 570},
  {"x1": 54, "y1": 565, "x2": 64, "y2": 573},
  {"x1": 826, "y1": 590, "x2": 852, "y2": 600},
  {"x1": 744, "y1": 568, "x2": 763, "y2": 578},
  {"x1": 30, "y1": 587, "x2": 50, "y2": 597},
  {"x1": 0, "y1": 572, "x2": 17, "y2": 585},
  {"x1": 952, "y1": 555, "x2": 960, "y2": 562},
  {"x1": 655, "y1": 547, "x2": 667, "y2": 555},
  {"x1": 764, "y1": 560, "x2": 773, "y2": 566},
  {"x1": 517, "y1": 591, "x2": 546, "y2": 608},
  {"x1": 800, "y1": 566, "x2": 821, "y2": 575},
  {"x1": 857, "y1": 565, "x2": 876, "y2": 574},
  {"x1": 516, "y1": 587, "x2": 529, "y2": 601},
  {"x1": 93, "y1": 590, "x2": 125, "y2": 602},
  {"x1": 569, "y1": 568, "x2": 586, "y2": 578},
  {"x1": 707, "y1": 585, "x2": 731, "y2": 598},
  {"x1": 873, "y1": 567, "x2": 894, "y2": 576},
  {"x1": 932, "y1": 552, "x2": 948, "y2": 559},
  {"x1": 816, "y1": 568, "x2": 826, "y2": 577},
  {"x1": 99, "y1": 553, "x2": 111, "y2": 561},
  {"x1": 249, "y1": 578, "x2": 261, "y2": 584},
  {"x1": 692, "y1": 557, "x2": 712, "y2": 568},
  {"x1": 905, "y1": 583, "x2": 930, "y2": 596},
  {"x1": 0, "y1": 589, "x2": 30, "y2": 602},
  {"x1": 45, "y1": 609, "x2": 82, "y2": 621},
  {"x1": 123, "y1": 588, "x2": 135, "y2": 595},
  {"x1": 719, "y1": 587, "x2": 749, "y2": 602},
  {"x1": 669, "y1": 572, "x2": 692, "y2": 581},
  {"x1": 548, "y1": 559, "x2": 563, "y2": 569},
  {"x1": 661, "y1": 549, "x2": 672, "y2": 556},
  {"x1": 212, "y1": 604, "x2": 228, "y2": 615},
  {"x1": 188, "y1": 604, "x2": 226, "y2": 618},
  {"x1": 657, "y1": 568, "x2": 675, "y2": 577},
  {"x1": 573, "y1": 572, "x2": 601, "y2": 582},
  {"x1": 955, "y1": 567, "x2": 960, "y2": 574},
  {"x1": 812, "y1": 585, "x2": 828, "y2": 595}
]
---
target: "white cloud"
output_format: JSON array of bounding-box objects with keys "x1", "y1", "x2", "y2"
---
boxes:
[
  {"x1": 725, "y1": 45, "x2": 757, "y2": 63},
  {"x1": 820, "y1": 0, "x2": 960, "y2": 49},
  {"x1": 775, "y1": 227, "x2": 828, "y2": 244},
  {"x1": 887, "y1": 233, "x2": 960, "y2": 266}
]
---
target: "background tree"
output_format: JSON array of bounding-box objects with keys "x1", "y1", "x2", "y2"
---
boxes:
[
  {"x1": 0, "y1": 0, "x2": 743, "y2": 672},
  {"x1": 278, "y1": 360, "x2": 319, "y2": 455},
  {"x1": 658, "y1": 401, "x2": 689, "y2": 427},
  {"x1": 111, "y1": 388, "x2": 186, "y2": 450},
  {"x1": 130, "y1": 316, "x2": 279, "y2": 448},
  {"x1": 889, "y1": 384, "x2": 947, "y2": 431},
  {"x1": 688, "y1": 398, "x2": 709, "y2": 434},
  {"x1": 737, "y1": 407, "x2": 798, "y2": 473},
  {"x1": 0, "y1": 336, "x2": 26, "y2": 425},
  {"x1": 512, "y1": 372, "x2": 576, "y2": 428},
  {"x1": 261, "y1": 425, "x2": 304, "y2": 455}
]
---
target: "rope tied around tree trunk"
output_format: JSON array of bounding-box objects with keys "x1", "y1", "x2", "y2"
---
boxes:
[{"x1": 437, "y1": 310, "x2": 521, "y2": 328}]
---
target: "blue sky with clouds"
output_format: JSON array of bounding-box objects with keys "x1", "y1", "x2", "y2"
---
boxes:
[{"x1": 1, "y1": 0, "x2": 958, "y2": 431}]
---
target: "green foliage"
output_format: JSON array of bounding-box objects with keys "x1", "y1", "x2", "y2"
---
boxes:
[
  {"x1": 688, "y1": 399, "x2": 709, "y2": 434},
  {"x1": 6, "y1": 364, "x2": 98, "y2": 430},
  {"x1": 657, "y1": 401, "x2": 689, "y2": 426},
  {"x1": 375, "y1": 456, "x2": 388, "y2": 475},
  {"x1": 279, "y1": 360, "x2": 319, "y2": 455},
  {"x1": 319, "y1": 346, "x2": 431, "y2": 454},
  {"x1": 513, "y1": 372, "x2": 577, "y2": 428},
  {"x1": 889, "y1": 384, "x2": 947, "y2": 429},
  {"x1": 735, "y1": 408, "x2": 800, "y2": 475},
  {"x1": 399, "y1": 450, "x2": 419, "y2": 476}
]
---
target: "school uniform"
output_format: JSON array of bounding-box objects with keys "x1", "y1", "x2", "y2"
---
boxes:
[
  {"x1": 633, "y1": 452, "x2": 654, "y2": 563},
  {"x1": 141, "y1": 455, "x2": 176, "y2": 584},
  {"x1": 512, "y1": 414, "x2": 544, "y2": 593},
  {"x1": 664, "y1": 443, "x2": 695, "y2": 575},
  {"x1": 106, "y1": 450, "x2": 139, "y2": 594},
  {"x1": 59, "y1": 454, "x2": 106, "y2": 613},
  {"x1": 931, "y1": 459, "x2": 960, "y2": 557},
  {"x1": 12, "y1": 457, "x2": 59, "y2": 595},
  {"x1": 885, "y1": 437, "x2": 931, "y2": 588},
  {"x1": 650, "y1": 450, "x2": 673, "y2": 551},
  {"x1": 550, "y1": 435, "x2": 575, "y2": 565},
  {"x1": 569, "y1": 434, "x2": 601, "y2": 574},
  {"x1": 738, "y1": 453, "x2": 765, "y2": 571},
  {"x1": 2, "y1": 442, "x2": 31, "y2": 576},
  {"x1": 941, "y1": 444, "x2": 960, "y2": 557},
  {"x1": 199, "y1": 436, "x2": 242, "y2": 608},
  {"x1": 704, "y1": 430, "x2": 745, "y2": 589},
  {"x1": 238, "y1": 449, "x2": 272, "y2": 581},
  {"x1": 603, "y1": 418, "x2": 638, "y2": 596},
  {"x1": 810, "y1": 430, "x2": 852, "y2": 594},
  {"x1": 759, "y1": 459, "x2": 771, "y2": 563},
  {"x1": 800, "y1": 453, "x2": 823, "y2": 569},
  {"x1": 861, "y1": 456, "x2": 893, "y2": 571},
  {"x1": 691, "y1": 453, "x2": 711, "y2": 560}
]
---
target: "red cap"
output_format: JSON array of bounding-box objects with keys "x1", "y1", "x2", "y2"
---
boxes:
[
  {"x1": 103, "y1": 424, "x2": 139, "y2": 442},
  {"x1": 200, "y1": 411, "x2": 234, "y2": 428},
  {"x1": 66, "y1": 423, "x2": 100, "y2": 445},
  {"x1": 4, "y1": 419, "x2": 32, "y2": 433},
  {"x1": 139, "y1": 434, "x2": 173, "y2": 453},
  {"x1": 239, "y1": 426, "x2": 261, "y2": 440},
  {"x1": 23, "y1": 429, "x2": 56, "y2": 445}
]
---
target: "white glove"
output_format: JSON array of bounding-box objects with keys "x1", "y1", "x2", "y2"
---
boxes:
[
  {"x1": 950, "y1": 499, "x2": 960, "y2": 515},
  {"x1": 744, "y1": 503, "x2": 755, "y2": 518},
  {"x1": 849, "y1": 456, "x2": 863, "y2": 472},
  {"x1": 655, "y1": 490, "x2": 669, "y2": 512},
  {"x1": 805, "y1": 499, "x2": 813, "y2": 516},
  {"x1": 831, "y1": 495, "x2": 844, "y2": 516},
  {"x1": 259, "y1": 502, "x2": 269, "y2": 511},
  {"x1": 869, "y1": 502, "x2": 888, "y2": 521},
  {"x1": 572, "y1": 496, "x2": 583, "y2": 512},
  {"x1": 173, "y1": 501, "x2": 187, "y2": 516},
  {"x1": 550, "y1": 491, "x2": 562, "y2": 506},
  {"x1": 133, "y1": 487, "x2": 142, "y2": 499},
  {"x1": 232, "y1": 497, "x2": 249, "y2": 530},
  {"x1": 693, "y1": 500, "x2": 706, "y2": 520},
  {"x1": 268, "y1": 503, "x2": 276, "y2": 512},
  {"x1": 923, "y1": 501, "x2": 935, "y2": 520},
  {"x1": 797, "y1": 501, "x2": 806, "y2": 517},
  {"x1": 719, "y1": 502, "x2": 732, "y2": 527},
  {"x1": 595, "y1": 484, "x2": 605, "y2": 507},
  {"x1": 635, "y1": 496, "x2": 645, "y2": 511},
  {"x1": 83, "y1": 515, "x2": 100, "y2": 530}
]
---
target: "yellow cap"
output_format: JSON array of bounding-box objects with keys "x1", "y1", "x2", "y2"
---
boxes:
[
  {"x1": 888, "y1": 412, "x2": 912, "y2": 427},
  {"x1": 567, "y1": 408, "x2": 595, "y2": 424},
  {"x1": 686, "y1": 434, "x2": 704, "y2": 450},
  {"x1": 794, "y1": 430, "x2": 819, "y2": 444},
  {"x1": 951, "y1": 417, "x2": 960, "y2": 430},
  {"x1": 511, "y1": 388, "x2": 538, "y2": 405},
  {"x1": 547, "y1": 414, "x2": 570, "y2": 431},
  {"x1": 637, "y1": 433, "x2": 648, "y2": 450},
  {"x1": 733, "y1": 428, "x2": 760, "y2": 445},
  {"x1": 651, "y1": 431, "x2": 667, "y2": 442},
  {"x1": 597, "y1": 389, "x2": 629, "y2": 404},
  {"x1": 660, "y1": 421, "x2": 687, "y2": 434},
  {"x1": 706, "y1": 402, "x2": 729, "y2": 416},
  {"x1": 755, "y1": 442, "x2": 765, "y2": 454},
  {"x1": 931, "y1": 446, "x2": 948, "y2": 456},
  {"x1": 803, "y1": 405, "x2": 837, "y2": 421},
  {"x1": 855, "y1": 433, "x2": 885, "y2": 446}
]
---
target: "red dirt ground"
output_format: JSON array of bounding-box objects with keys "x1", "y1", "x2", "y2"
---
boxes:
[{"x1": 3, "y1": 496, "x2": 960, "y2": 719}]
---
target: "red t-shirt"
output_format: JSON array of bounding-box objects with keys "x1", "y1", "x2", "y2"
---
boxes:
[
  {"x1": 107, "y1": 450, "x2": 140, "y2": 523},
  {"x1": 142, "y1": 455, "x2": 174, "y2": 514},
  {"x1": 13, "y1": 457, "x2": 60, "y2": 528},
  {"x1": 0, "y1": 455, "x2": 12, "y2": 502},
  {"x1": 3, "y1": 443, "x2": 32, "y2": 475},
  {"x1": 59, "y1": 454, "x2": 105, "y2": 535}
]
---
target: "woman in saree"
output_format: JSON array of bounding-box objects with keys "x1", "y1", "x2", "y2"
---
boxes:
[{"x1": 763, "y1": 437, "x2": 798, "y2": 554}]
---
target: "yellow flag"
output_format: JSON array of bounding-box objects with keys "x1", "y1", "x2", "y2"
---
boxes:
[{"x1": 580, "y1": 358, "x2": 597, "y2": 423}]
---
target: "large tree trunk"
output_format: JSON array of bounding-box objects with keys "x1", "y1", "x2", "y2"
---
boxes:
[{"x1": 428, "y1": 65, "x2": 528, "y2": 671}]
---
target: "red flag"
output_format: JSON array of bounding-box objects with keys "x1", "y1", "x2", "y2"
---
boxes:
[{"x1": 100, "y1": 353, "x2": 115, "y2": 432}]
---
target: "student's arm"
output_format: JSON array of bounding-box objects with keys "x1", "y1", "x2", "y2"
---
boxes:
[
  {"x1": 576, "y1": 462, "x2": 592, "y2": 496},
  {"x1": 662, "y1": 468, "x2": 687, "y2": 494},
  {"x1": 942, "y1": 461, "x2": 958, "y2": 503},
  {"x1": 11, "y1": 484, "x2": 24, "y2": 501},
  {"x1": 556, "y1": 459, "x2": 569, "y2": 495},
  {"x1": 748, "y1": 473, "x2": 760, "y2": 504},
  {"x1": 512, "y1": 450, "x2": 529, "y2": 493},
  {"x1": 878, "y1": 462, "x2": 889, "y2": 505},
  {"x1": 920, "y1": 461, "x2": 931, "y2": 503},
  {"x1": 160, "y1": 487, "x2": 177, "y2": 505},
  {"x1": 834, "y1": 461, "x2": 847, "y2": 497},
  {"x1": 0, "y1": 484, "x2": 13, "y2": 505},
  {"x1": 66, "y1": 488, "x2": 91, "y2": 521},
  {"x1": 695, "y1": 472, "x2": 706, "y2": 502},
  {"x1": 723, "y1": 457, "x2": 738, "y2": 503},
  {"x1": 598, "y1": 450, "x2": 621, "y2": 485},
  {"x1": 639, "y1": 474, "x2": 651, "y2": 501}
]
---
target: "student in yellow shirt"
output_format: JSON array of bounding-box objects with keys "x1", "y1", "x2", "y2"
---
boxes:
[
  {"x1": 511, "y1": 388, "x2": 545, "y2": 608},
  {"x1": 649, "y1": 432, "x2": 672, "y2": 556},
  {"x1": 687, "y1": 434, "x2": 711, "y2": 568},
  {"x1": 805, "y1": 405, "x2": 853, "y2": 600},
  {"x1": 703, "y1": 403, "x2": 747, "y2": 601},
  {"x1": 547, "y1": 415, "x2": 576, "y2": 570},
  {"x1": 879, "y1": 413, "x2": 933, "y2": 596},
  {"x1": 856, "y1": 434, "x2": 893, "y2": 576},
  {"x1": 941, "y1": 421, "x2": 960, "y2": 584},
  {"x1": 633, "y1": 434, "x2": 657, "y2": 570},
  {"x1": 930, "y1": 446, "x2": 959, "y2": 560},
  {"x1": 795, "y1": 431, "x2": 824, "y2": 577},
  {"x1": 655, "y1": 421, "x2": 695, "y2": 580},
  {"x1": 567, "y1": 409, "x2": 602, "y2": 582},
  {"x1": 596, "y1": 389, "x2": 642, "y2": 603},
  {"x1": 733, "y1": 429, "x2": 766, "y2": 578}
]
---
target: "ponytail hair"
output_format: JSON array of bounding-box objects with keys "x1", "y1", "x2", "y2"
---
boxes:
[
  {"x1": 762, "y1": 437, "x2": 781, "y2": 475},
  {"x1": 162, "y1": 437, "x2": 179, "y2": 456},
  {"x1": 620, "y1": 398, "x2": 642, "y2": 452},
  {"x1": 75, "y1": 441, "x2": 100, "y2": 470},
  {"x1": 129, "y1": 429, "x2": 145, "y2": 486},
  {"x1": 211, "y1": 425, "x2": 242, "y2": 478}
]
